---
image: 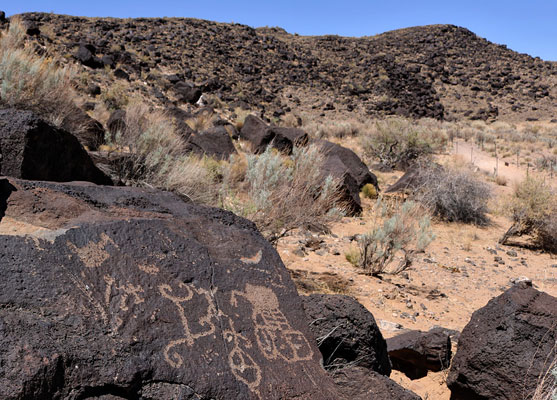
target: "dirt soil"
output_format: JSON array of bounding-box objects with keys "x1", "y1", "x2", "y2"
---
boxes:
[{"x1": 279, "y1": 149, "x2": 557, "y2": 399}]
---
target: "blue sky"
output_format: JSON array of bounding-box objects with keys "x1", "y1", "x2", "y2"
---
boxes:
[{"x1": 4, "y1": 1, "x2": 557, "y2": 60}]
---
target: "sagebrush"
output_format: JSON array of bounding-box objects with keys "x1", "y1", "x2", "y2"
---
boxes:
[{"x1": 356, "y1": 199, "x2": 435, "y2": 276}]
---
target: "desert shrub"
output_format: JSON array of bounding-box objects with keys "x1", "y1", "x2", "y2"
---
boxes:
[
  {"x1": 0, "y1": 18, "x2": 77, "y2": 127},
  {"x1": 532, "y1": 355, "x2": 557, "y2": 400},
  {"x1": 106, "y1": 102, "x2": 218, "y2": 204},
  {"x1": 414, "y1": 166, "x2": 491, "y2": 225},
  {"x1": 238, "y1": 145, "x2": 345, "y2": 242},
  {"x1": 100, "y1": 82, "x2": 129, "y2": 111},
  {"x1": 357, "y1": 199, "x2": 434, "y2": 276},
  {"x1": 500, "y1": 177, "x2": 557, "y2": 252},
  {"x1": 361, "y1": 183, "x2": 378, "y2": 199},
  {"x1": 360, "y1": 117, "x2": 447, "y2": 170}
]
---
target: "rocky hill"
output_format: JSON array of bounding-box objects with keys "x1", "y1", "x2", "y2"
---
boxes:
[{"x1": 13, "y1": 12, "x2": 557, "y2": 122}]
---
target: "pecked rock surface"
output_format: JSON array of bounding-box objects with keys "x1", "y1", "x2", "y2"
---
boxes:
[
  {"x1": 0, "y1": 177, "x2": 342, "y2": 399},
  {"x1": 447, "y1": 283, "x2": 557, "y2": 400}
]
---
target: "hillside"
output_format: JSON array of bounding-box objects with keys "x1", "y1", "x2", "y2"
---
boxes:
[{"x1": 14, "y1": 12, "x2": 557, "y2": 122}]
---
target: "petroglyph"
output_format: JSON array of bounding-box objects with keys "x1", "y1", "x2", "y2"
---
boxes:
[
  {"x1": 222, "y1": 318, "x2": 262, "y2": 392},
  {"x1": 241, "y1": 250, "x2": 262, "y2": 265},
  {"x1": 232, "y1": 284, "x2": 314, "y2": 363},
  {"x1": 159, "y1": 283, "x2": 218, "y2": 368},
  {"x1": 103, "y1": 275, "x2": 145, "y2": 332},
  {"x1": 138, "y1": 263, "x2": 159, "y2": 275},
  {"x1": 67, "y1": 233, "x2": 116, "y2": 268}
]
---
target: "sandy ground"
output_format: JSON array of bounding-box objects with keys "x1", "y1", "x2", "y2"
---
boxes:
[{"x1": 279, "y1": 146, "x2": 557, "y2": 399}]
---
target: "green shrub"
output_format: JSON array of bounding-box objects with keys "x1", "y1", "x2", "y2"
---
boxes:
[
  {"x1": 357, "y1": 199, "x2": 434, "y2": 276},
  {"x1": 360, "y1": 117, "x2": 447, "y2": 170},
  {"x1": 238, "y1": 145, "x2": 345, "y2": 242},
  {"x1": 500, "y1": 177, "x2": 557, "y2": 252},
  {"x1": 361, "y1": 183, "x2": 378, "y2": 199}
]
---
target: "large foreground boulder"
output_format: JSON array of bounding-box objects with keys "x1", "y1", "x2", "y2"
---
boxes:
[
  {"x1": 0, "y1": 178, "x2": 342, "y2": 399},
  {"x1": 0, "y1": 108, "x2": 112, "y2": 185},
  {"x1": 387, "y1": 327, "x2": 454, "y2": 379},
  {"x1": 332, "y1": 366, "x2": 421, "y2": 400},
  {"x1": 447, "y1": 283, "x2": 557, "y2": 400},
  {"x1": 302, "y1": 294, "x2": 391, "y2": 375}
]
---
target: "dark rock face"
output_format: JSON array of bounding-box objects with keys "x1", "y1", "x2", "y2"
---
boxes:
[
  {"x1": 107, "y1": 109, "x2": 127, "y2": 136},
  {"x1": 239, "y1": 115, "x2": 308, "y2": 155},
  {"x1": 0, "y1": 178, "x2": 342, "y2": 399},
  {"x1": 174, "y1": 82, "x2": 202, "y2": 104},
  {"x1": 186, "y1": 126, "x2": 238, "y2": 160},
  {"x1": 332, "y1": 366, "x2": 421, "y2": 400},
  {"x1": 240, "y1": 115, "x2": 275, "y2": 153},
  {"x1": 75, "y1": 44, "x2": 103, "y2": 69},
  {"x1": 321, "y1": 155, "x2": 363, "y2": 216},
  {"x1": 387, "y1": 327, "x2": 454, "y2": 379},
  {"x1": 317, "y1": 140, "x2": 377, "y2": 189},
  {"x1": 302, "y1": 294, "x2": 391, "y2": 375},
  {"x1": 447, "y1": 284, "x2": 557, "y2": 400},
  {"x1": 314, "y1": 139, "x2": 378, "y2": 216},
  {"x1": 0, "y1": 108, "x2": 112, "y2": 185},
  {"x1": 62, "y1": 109, "x2": 106, "y2": 150}
]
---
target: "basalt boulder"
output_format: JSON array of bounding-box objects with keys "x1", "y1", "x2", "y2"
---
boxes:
[
  {"x1": 239, "y1": 115, "x2": 308, "y2": 154},
  {"x1": 302, "y1": 294, "x2": 391, "y2": 375},
  {"x1": 0, "y1": 178, "x2": 342, "y2": 400},
  {"x1": 185, "y1": 125, "x2": 238, "y2": 160},
  {"x1": 387, "y1": 327, "x2": 455, "y2": 379},
  {"x1": 0, "y1": 108, "x2": 112, "y2": 185},
  {"x1": 332, "y1": 366, "x2": 421, "y2": 400},
  {"x1": 447, "y1": 283, "x2": 557, "y2": 400}
]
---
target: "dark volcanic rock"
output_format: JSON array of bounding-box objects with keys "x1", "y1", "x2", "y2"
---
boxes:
[
  {"x1": 174, "y1": 82, "x2": 202, "y2": 104},
  {"x1": 447, "y1": 283, "x2": 557, "y2": 400},
  {"x1": 302, "y1": 294, "x2": 391, "y2": 375},
  {"x1": 240, "y1": 115, "x2": 275, "y2": 154},
  {"x1": 0, "y1": 108, "x2": 112, "y2": 185},
  {"x1": 0, "y1": 178, "x2": 342, "y2": 399},
  {"x1": 107, "y1": 109, "x2": 127, "y2": 136},
  {"x1": 186, "y1": 125, "x2": 238, "y2": 160},
  {"x1": 75, "y1": 44, "x2": 103, "y2": 69},
  {"x1": 62, "y1": 109, "x2": 106, "y2": 150},
  {"x1": 321, "y1": 154, "x2": 363, "y2": 216},
  {"x1": 332, "y1": 366, "x2": 421, "y2": 400},
  {"x1": 316, "y1": 139, "x2": 378, "y2": 189},
  {"x1": 239, "y1": 115, "x2": 308, "y2": 154},
  {"x1": 387, "y1": 327, "x2": 454, "y2": 379}
]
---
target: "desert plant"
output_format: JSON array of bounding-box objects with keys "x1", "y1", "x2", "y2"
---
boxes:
[
  {"x1": 106, "y1": 102, "x2": 218, "y2": 204},
  {"x1": 238, "y1": 145, "x2": 345, "y2": 242},
  {"x1": 532, "y1": 351, "x2": 557, "y2": 400},
  {"x1": 500, "y1": 177, "x2": 557, "y2": 252},
  {"x1": 357, "y1": 199, "x2": 434, "y2": 276},
  {"x1": 415, "y1": 166, "x2": 491, "y2": 225},
  {"x1": 0, "y1": 17, "x2": 77, "y2": 128},
  {"x1": 360, "y1": 117, "x2": 447, "y2": 170},
  {"x1": 361, "y1": 183, "x2": 378, "y2": 199}
]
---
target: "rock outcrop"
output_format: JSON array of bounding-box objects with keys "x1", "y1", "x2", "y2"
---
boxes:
[
  {"x1": 0, "y1": 108, "x2": 112, "y2": 185},
  {"x1": 447, "y1": 283, "x2": 557, "y2": 400},
  {"x1": 332, "y1": 366, "x2": 422, "y2": 400},
  {"x1": 0, "y1": 178, "x2": 342, "y2": 399},
  {"x1": 240, "y1": 115, "x2": 308, "y2": 154},
  {"x1": 387, "y1": 327, "x2": 454, "y2": 379},
  {"x1": 302, "y1": 294, "x2": 391, "y2": 375}
]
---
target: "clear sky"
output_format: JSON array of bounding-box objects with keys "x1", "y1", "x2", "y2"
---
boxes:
[{"x1": 4, "y1": 1, "x2": 557, "y2": 61}]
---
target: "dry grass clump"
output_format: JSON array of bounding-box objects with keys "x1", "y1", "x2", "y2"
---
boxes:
[
  {"x1": 415, "y1": 166, "x2": 491, "y2": 225},
  {"x1": 360, "y1": 117, "x2": 448, "y2": 170},
  {"x1": 531, "y1": 348, "x2": 557, "y2": 400},
  {"x1": 0, "y1": 17, "x2": 77, "y2": 127},
  {"x1": 352, "y1": 199, "x2": 435, "y2": 276},
  {"x1": 230, "y1": 145, "x2": 345, "y2": 243},
  {"x1": 500, "y1": 177, "x2": 557, "y2": 252},
  {"x1": 107, "y1": 102, "x2": 218, "y2": 205}
]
